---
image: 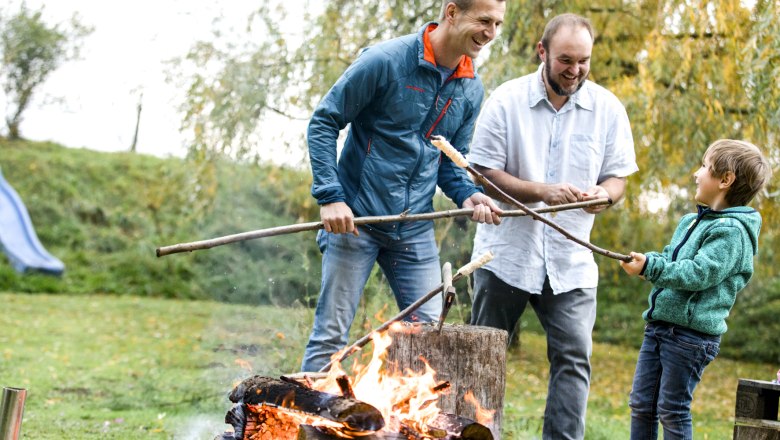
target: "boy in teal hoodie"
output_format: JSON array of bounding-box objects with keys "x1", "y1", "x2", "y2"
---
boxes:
[{"x1": 620, "y1": 139, "x2": 772, "y2": 439}]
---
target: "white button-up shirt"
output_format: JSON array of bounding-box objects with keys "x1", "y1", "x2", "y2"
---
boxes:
[{"x1": 469, "y1": 64, "x2": 638, "y2": 294}]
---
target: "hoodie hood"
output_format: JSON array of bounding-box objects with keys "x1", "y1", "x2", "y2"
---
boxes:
[{"x1": 698, "y1": 205, "x2": 761, "y2": 256}]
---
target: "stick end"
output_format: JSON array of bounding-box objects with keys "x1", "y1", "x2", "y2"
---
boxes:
[{"x1": 430, "y1": 135, "x2": 469, "y2": 168}]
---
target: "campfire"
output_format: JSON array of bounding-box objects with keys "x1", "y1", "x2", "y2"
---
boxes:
[{"x1": 216, "y1": 325, "x2": 495, "y2": 440}]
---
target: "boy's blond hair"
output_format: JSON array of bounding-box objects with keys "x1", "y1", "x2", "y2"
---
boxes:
[{"x1": 704, "y1": 139, "x2": 772, "y2": 207}]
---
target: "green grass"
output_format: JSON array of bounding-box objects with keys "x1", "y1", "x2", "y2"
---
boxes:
[{"x1": 1, "y1": 292, "x2": 774, "y2": 439}]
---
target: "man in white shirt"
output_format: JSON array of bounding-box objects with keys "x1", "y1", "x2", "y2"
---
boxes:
[{"x1": 468, "y1": 13, "x2": 638, "y2": 440}]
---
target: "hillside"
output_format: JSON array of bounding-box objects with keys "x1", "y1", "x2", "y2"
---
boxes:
[{"x1": 0, "y1": 139, "x2": 323, "y2": 304}]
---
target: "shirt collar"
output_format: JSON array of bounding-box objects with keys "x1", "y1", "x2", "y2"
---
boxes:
[{"x1": 530, "y1": 63, "x2": 594, "y2": 111}]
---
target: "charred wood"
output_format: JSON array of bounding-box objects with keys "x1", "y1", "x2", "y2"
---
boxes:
[
  {"x1": 229, "y1": 376, "x2": 384, "y2": 432},
  {"x1": 296, "y1": 424, "x2": 406, "y2": 439},
  {"x1": 336, "y1": 375, "x2": 355, "y2": 399},
  {"x1": 430, "y1": 413, "x2": 494, "y2": 440}
]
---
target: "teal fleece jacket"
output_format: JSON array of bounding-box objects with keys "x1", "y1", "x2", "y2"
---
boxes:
[{"x1": 641, "y1": 205, "x2": 762, "y2": 335}]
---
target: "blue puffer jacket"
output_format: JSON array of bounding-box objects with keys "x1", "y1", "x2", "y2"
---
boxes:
[{"x1": 307, "y1": 22, "x2": 483, "y2": 240}]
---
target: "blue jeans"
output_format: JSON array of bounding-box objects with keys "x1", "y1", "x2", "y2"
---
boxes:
[
  {"x1": 300, "y1": 227, "x2": 442, "y2": 372},
  {"x1": 470, "y1": 269, "x2": 597, "y2": 440},
  {"x1": 629, "y1": 322, "x2": 720, "y2": 440}
]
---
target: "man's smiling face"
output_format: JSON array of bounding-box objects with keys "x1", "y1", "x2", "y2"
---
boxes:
[
  {"x1": 539, "y1": 25, "x2": 593, "y2": 98},
  {"x1": 450, "y1": 0, "x2": 505, "y2": 60}
]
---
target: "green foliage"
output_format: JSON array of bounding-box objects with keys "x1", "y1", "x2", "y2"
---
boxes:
[
  {"x1": 0, "y1": 4, "x2": 91, "y2": 139},
  {"x1": 173, "y1": 0, "x2": 440, "y2": 160},
  {"x1": 0, "y1": 138, "x2": 320, "y2": 305}
]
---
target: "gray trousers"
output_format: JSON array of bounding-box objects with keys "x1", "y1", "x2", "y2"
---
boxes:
[{"x1": 470, "y1": 268, "x2": 597, "y2": 440}]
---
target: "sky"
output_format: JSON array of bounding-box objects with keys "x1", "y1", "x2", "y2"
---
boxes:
[{"x1": 3, "y1": 0, "x2": 312, "y2": 165}]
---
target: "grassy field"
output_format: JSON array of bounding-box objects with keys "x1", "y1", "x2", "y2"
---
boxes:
[{"x1": 1, "y1": 292, "x2": 775, "y2": 439}]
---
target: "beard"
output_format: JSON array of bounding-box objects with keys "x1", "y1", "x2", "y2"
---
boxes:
[{"x1": 544, "y1": 61, "x2": 588, "y2": 97}]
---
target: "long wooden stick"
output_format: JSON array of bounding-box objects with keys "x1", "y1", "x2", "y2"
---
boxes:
[
  {"x1": 317, "y1": 252, "x2": 494, "y2": 373},
  {"x1": 430, "y1": 135, "x2": 631, "y2": 262},
  {"x1": 155, "y1": 198, "x2": 610, "y2": 257}
]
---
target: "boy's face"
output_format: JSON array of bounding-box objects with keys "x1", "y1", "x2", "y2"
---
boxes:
[{"x1": 693, "y1": 156, "x2": 722, "y2": 207}]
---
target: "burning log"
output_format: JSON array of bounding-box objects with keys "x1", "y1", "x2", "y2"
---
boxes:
[
  {"x1": 220, "y1": 374, "x2": 495, "y2": 440},
  {"x1": 296, "y1": 411, "x2": 493, "y2": 440},
  {"x1": 336, "y1": 375, "x2": 355, "y2": 399},
  {"x1": 227, "y1": 376, "x2": 385, "y2": 434},
  {"x1": 430, "y1": 413, "x2": 494, "y2": 440},
  {"x1": 296, "y1": 424, "x2": 406, "y2": 439},
  {"x1": 386, "y1": 324, "x2": 507, "y2": 439}
]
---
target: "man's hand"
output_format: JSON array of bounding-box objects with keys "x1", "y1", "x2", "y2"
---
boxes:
[
  {"x1": 620, "y1": 252, "x2": 646, "y2": 278},
  {"x1": 320, "y1": 202, "x2": 358, "y2": 236},
  {"x1": 541, "y1": 183, "x2": 583, "y2": 206},
  {"x1": 582, "y1": 177, "x2": 626, "y2": 214},
  {"x1": 581, "y1": 184, "x2": 611, "y2": 214},
  {"x1": 463, "y1": 192, "x2": 503, "y2": 225}
]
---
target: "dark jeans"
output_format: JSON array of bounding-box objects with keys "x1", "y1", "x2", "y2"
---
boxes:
[
  {"x1": 629, "y1": 321, "x2": 720, "y2": 440},
  {"x1": 470, "y1": 268, "x2": 597, "y2": 440}
]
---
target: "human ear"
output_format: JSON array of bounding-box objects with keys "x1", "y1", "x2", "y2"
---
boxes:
[
  {"x1": 445, "y1": 3, "x2": 457, "y2": 21},
  {"x1": 720, "y1": 171, "x2": 736, "y2": 189},
  {"x1": 537, "y1": 42, "x2": 546, "y2": 62}
]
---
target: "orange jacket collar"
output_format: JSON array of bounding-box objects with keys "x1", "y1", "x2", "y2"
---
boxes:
[{"x1": 422, "y1": 23, "x2": 475, "y2": 79}]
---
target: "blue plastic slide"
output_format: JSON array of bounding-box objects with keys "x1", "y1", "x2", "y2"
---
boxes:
[{"x1": 0, "y1": 167, "x2": 65, "y2": 275}]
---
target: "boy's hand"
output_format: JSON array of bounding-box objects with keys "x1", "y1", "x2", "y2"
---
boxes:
[{"x1": 620, "y1": 252, "x2": 646, "y2": 277}]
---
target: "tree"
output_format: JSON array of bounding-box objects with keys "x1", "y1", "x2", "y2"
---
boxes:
[
  {"x1": 0, "y1": 4, "x2": 91, "y2": 140},
  {"x1": 176, "y1": 0, "x2": 780, "y2": 360},
  {"x1": 177, "y1": 0, "x2": 779, "y2": 265},
  {"x1": 174, "y1": 0, "x2": 438, "y2": 160}
]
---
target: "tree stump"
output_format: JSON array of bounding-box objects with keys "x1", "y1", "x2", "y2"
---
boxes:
[{"x1": 385, "y1": 323, "x2": 507, "y2": 439}]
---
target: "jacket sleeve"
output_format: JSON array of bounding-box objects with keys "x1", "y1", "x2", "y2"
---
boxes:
[
  {"x1": 643, "y1": 225, "x2": 745, "y2": 291},
  {"x1": 307, "y1": 50, "x2": 382, "y2": 205},
  {"x1": 436, "y1": 94, "x2": 482, "y2": 207}
]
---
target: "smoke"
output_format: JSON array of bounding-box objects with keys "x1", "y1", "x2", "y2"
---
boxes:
[{"x1": 176, "y1": 414, "x2": 226, "y2": 440}]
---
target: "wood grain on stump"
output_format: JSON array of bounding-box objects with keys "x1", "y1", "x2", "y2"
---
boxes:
[{"x1": 385, "y1": 323, "x2": 507, "y2": 439}]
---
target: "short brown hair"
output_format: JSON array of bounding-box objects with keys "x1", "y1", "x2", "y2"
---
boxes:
[
  {"x1": 439, "y1": 0, "x2": 504, "y2": 19},
  {"x1": 704, "y1": 139, "x2": 772, "y2": 206},
  {"x1": 540, "y1": 13, "x2": 594, "y2": 52}
]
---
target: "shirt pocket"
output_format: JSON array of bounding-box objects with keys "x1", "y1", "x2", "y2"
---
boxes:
[{"x1": 568, "y1": 134, "x2": 600, "y2": 180}]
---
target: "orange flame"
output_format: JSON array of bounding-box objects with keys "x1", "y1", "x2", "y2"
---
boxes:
[
  {"x1": 312, "y1": 323, "x2": 445, "y2": 434},
  {"x1": 464, "y1": 390, "x2": 495, "y2": 426}
]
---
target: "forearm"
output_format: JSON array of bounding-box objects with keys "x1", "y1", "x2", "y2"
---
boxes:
[
  {"x1": 474, "y1": 165, "x2": 547, "y2": 204},
  {"x1": 595, "y1": 177, "x2": 627, "y2": 204}
]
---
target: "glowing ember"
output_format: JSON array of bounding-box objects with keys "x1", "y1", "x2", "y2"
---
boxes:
[{"x1": 243, "y1": 405, "x2": 352, "y2": 440}]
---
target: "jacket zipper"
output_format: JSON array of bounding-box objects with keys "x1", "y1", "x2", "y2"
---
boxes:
[
  {"x1": 401, "y1": 75, "x2": 454, "y2": 238},
  {"x1": 425, "y1": 98, "x2": 452, "y2": 139},
  {"x1": 647, "y1": 208, "x2": 709, "y2": 319}
]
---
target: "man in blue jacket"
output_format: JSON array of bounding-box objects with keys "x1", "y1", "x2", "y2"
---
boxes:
[{"x1": 301, "y1": 0, "x2": 506, "y2": 372}]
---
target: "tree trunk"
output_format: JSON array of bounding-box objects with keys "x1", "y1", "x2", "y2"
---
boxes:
[{"x1": 385, "y1": 323, "x2": 507, "y2": 439}]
